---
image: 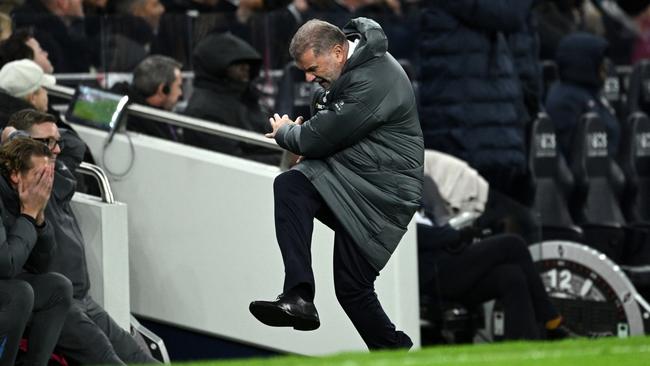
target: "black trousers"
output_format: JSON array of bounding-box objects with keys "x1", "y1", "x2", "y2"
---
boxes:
[
  {"x1": 423, "y1": 231, "x2": 558, "y2": 340},
  {"x1": 0, "y1": 272, "x2": 72, "y2": 366},
  {"x1": 56, "y1": 295, "x2": 158, "y2": 365},
  {"x1": 274, "y1": 170, "x2": 412, "y2": 350}
]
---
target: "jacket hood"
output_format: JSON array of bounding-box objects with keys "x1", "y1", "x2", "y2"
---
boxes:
[
  {"x1": 556, "y1": 32, "x2": 608, "y2": 89},
  {"x1": 192, "y1": 32, "x2": 262, "y2": 83},
  {"x1": 341, "y1": 17, "x2": 388, "y2": 71}
]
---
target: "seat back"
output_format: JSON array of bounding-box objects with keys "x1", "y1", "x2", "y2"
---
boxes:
[
  {"x1": 570, "y1": 112, "x2": 627, "y2": 225},
  {"x1": 627, "y1": 60, "x2": 650, "y2": 116},
  {"x1": 529, "y1": 114, "x2": 582, "y2": 240},
  {"x1": 620, "y1": 112, "x2": 650, "y2": 222},
  {"x1": 603, "y1": 69, "x2": 626, "y2": 122}
]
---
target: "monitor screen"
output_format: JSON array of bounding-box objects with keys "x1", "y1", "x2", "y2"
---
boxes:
[{"x1": 66, "y1": 86, "x2": 129, "y2": 131}]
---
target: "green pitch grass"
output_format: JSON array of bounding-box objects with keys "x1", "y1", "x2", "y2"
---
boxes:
[{"x1": 180, "y1": 336, "x2": 650, "y2": 366}]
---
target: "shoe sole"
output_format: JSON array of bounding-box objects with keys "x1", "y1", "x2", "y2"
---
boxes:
[{"x1": 249, "y1": 302, "x2": 320, "y2": 331}]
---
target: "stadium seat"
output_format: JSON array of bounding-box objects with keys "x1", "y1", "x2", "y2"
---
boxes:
[
  {"x1": 528, "y1": 114, "x2": 583, "y2": 242},
  {"x1": 541, "y1": 60, "x2": 559, "y2": 102},
  {"x1": 619, "y1": 112, "x2": 650, "y2": 223},
  {"x1": 569, "y1": 112, "x2": 627, "y2": 262},
  {"x1": 626, "y1": 60, "x2": 650, "y2": 117},
  {"x1": 617, "y1": 112, "x2": 650, "y2": 291}
]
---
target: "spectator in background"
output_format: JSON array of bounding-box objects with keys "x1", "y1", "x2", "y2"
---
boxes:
[
  {"x1": 0, "y1": 59, "x2": 55, "y2": 126},
  {"x1": 535, "y1": 0, "x2": 605, "y2": 60},
  {"x1": 114, "y1": 55, "x2": 183, "y2": 141},
  {"x1": 545, "y1": 32, "x2": 619, "y2": 159},
  {"x1": 0, "y1": 32, "x2": 97, "y2": 179},
  {"x1": 0, "y1": 137, "x2": 72, "y2": 366},
  {"x1": 3, "y1": 109, "x2": 159, "y2": 365},
  {"x1": 0, "y1": 29, "x2": 54, "y2": 74},
  {"x1": 161, "y1": 0, "x2": 234, "y2": 13},
  {"x1": 0, "y1": 35, "x2": 97, "y2": 188},
  {"x1": 184, "y1": 32, "x2": 280, "y2": 164},
  {"x1": 622, "y1": 1, "x2": 650, "y2": 63},
  {"x1": 0, "y1": 1, "x2": 25, "y2": 14},
  {"x1": 103, "y1": 0, "x2": 166, "y2": 71},
  {"x1": 0, "y1": 13, "x2": 12, "y2": 41},
  {"x1": 83, "y1": 0, "x2": 109, "y2": 15},
  {"x1": 12, "y1": 0, "x2": 92, "y2": 73},
  {"x1": 509, "y1": 0, "x2": 544, "y2": 122},
  {"x1": 114, "y1": 0, "x2": 165, "y2": 38},
  {"x1": 418, "y1": 1, "x2": 533, "y2": 206}
]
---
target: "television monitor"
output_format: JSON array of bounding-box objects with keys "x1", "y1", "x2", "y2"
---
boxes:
[{"x1": 66, "y1": 85, "x2": 129, "y2": 132}]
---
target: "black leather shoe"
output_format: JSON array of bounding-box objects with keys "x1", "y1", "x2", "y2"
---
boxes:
[
  {"x1": 249, "y1": 292, "x2": 320, "y2": 331},
  {"x1": 546, "y1": 324, "x2": 579, "y2": 340}
]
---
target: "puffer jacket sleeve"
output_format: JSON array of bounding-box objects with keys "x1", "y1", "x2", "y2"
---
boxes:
[
  {"x1": 0, "y1": 212, "x2": 39, "y2": 279},
  {"x1": 437, "y1": 0, "x2": 531, "y2": 33},
  {"x1": 275, "y1": 81, "x2": 382, "y2": 158}
]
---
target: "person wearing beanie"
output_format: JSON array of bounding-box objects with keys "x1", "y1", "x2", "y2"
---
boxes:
[{"x1": 0, "y1": 59, "x2": 55, "y2": 126}]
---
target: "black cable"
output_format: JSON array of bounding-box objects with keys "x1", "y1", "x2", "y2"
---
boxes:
[{"x1": 101, "y1": 130, "x2": 135, "y2": 180}]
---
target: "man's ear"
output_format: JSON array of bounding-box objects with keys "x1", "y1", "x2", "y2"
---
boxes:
[
  {"x1": 9, "y1": 170, "x2": 20, "y2": 187},
  {"x1": 333, "y1": 44, "x2": 345, "y2": 62},
  {"x1": 56, "y1": 0, "x2": 69, "y2": 13},
  {"x1": 155, "y1": 83, "x2": 167, "y2": 96},
  {"x1": 24, "y1": 91, "x2": 36, "y2": 106}
]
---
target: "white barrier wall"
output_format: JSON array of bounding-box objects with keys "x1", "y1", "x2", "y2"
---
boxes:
[
  {"x1": 72, "y1": 193, "x2": 131, "y2": 330},
  {"x1": 74, "y1": 124, "x2": 421, "y2": 355}
]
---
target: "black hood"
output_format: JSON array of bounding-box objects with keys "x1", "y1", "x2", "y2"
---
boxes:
[
  {"x1": 192, "y1": 32, "x2": 262, "y2": 83},
  {"x1": 341, "y1": 17, "x2": 388, "y2": 72},
  {"x1": 556, "y1": 32, "x2": 608, "y2": 89}
]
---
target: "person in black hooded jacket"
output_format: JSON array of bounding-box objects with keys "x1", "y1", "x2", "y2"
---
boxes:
[{"x1": 184, "y1": 32, "x2": 281, "y2": 165}]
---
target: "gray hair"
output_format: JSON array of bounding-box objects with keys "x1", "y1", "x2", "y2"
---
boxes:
[
  {"x1": 289, "y1": 19, "x2": 346, "y2": 60},
  {"x1": 132, "y1": 55, "x2": 181, "y2": 97}
]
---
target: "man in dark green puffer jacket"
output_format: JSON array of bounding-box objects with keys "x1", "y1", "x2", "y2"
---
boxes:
[{"x1": 250, "y1": 17, "x2": 423, "y2": 350}]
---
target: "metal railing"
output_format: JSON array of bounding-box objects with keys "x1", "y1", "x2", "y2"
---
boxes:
[
  {"x1": 77, "y1": 162, "x2": 116, "y2": 204},
  {"x1": 46, "y1": 84, "x2": 284, "y2": 152}
]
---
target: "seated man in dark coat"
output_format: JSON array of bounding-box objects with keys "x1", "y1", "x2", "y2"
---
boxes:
[
  {"x1": 0, "y1": 137, "x2": 72, "y2": 366},
  {"x1": 119, "y1": 55, "x2": 184, "y2": 142},
  {"x1": 4, "y1": 109, "x2": 159, "y2": 365}
]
